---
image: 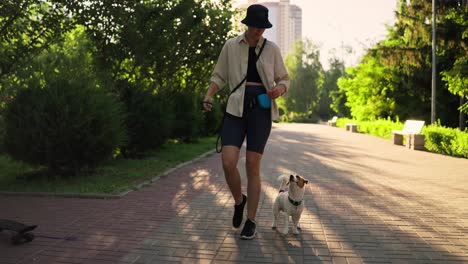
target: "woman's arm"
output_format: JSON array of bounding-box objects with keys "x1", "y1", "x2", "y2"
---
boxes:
[
  {"x1": 268, "y1": 45, "x2": 289, "y2": 99},
  {"x1": 203, "y1": 82, "x2": 220, "y2": 111}
]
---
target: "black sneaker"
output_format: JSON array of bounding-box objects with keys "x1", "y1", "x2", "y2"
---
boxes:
[
  {"x1": 240, "y1": 218, "x2": 256, "y2": 240},
  {"x1": 233, "y1": 194, "x2": 247, "y2": 228}
]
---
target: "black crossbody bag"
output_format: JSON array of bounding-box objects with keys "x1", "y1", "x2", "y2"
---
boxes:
[{"x1": 214, "y1": 39, "x2": 267, "y2": 153}]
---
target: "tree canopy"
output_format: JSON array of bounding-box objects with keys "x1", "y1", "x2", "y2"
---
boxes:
[
  {"x1": 283, "y1": 39, "x2": 324, "y2": 115},
  {"x1": 335, "y1": 0, "x2": 467, "y2": 128}
]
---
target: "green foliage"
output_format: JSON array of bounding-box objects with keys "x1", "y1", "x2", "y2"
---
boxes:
[
  {"x1": 3, "y1": 24, "x2": 128, "y2": 174},
  {"x1": 170, "y1": 92, "x2": 203, "y2": 143},
  {"x1": 119, "y1": 84, "x2": 174, "y2": 158},
  {"x1": 329, "y1": 88, "x2": 350, "y2": 119},
  {"x1": 320, "y1": 57, "x2": 346, "y2": 119},
  {"x1": 68, "y1": 0, "x2": 234, "y2": 95},
  {"x1": 424, "y1": 124, "x2": 468, "y2": 158},
  {"x1": 436, "y1": 0, "x2": 468, "y2": 75},
  {"x1": 368, "y1": 0, "x2": 467, "y2": 127},
  {"x1": 284, "y1": 39, "x2": 324, "y2": 114},
  {"x1": 442, "y1": 56, "x2": 468, "y2": 114},
  {"x1": 61, "y1": 0, "x2": 234, "y2": 150},
  {"x1": 201, "y1": 101, "x2": 223, "y2": 136},
  {"x1": 278, "y1": 111, "x2": 319, "y2": 123},
  {"x1": 0, "y1": 0, "x2": 73, "y2": 81},
  {"x1": 338, "y1": 118, "x2": 403, "y2": 139},
  {"x1": 4, "y1": 26, "x2": 99, "y2": 93},
  {"x1": 1, "y1": 0, "x2": 235, "y2": 165},
  {"x1": 0, "y1": 114, "x2": 4, "y2": 154},
  {"x1": 337, "y1": 57, "x2": 397, "y2": 121},
  {"x1": 4, "y1": 77, "x2": 126, "y2": 174}
]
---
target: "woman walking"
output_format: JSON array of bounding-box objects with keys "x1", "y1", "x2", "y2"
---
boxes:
[{"x1": 203, "y1": 4, "x2": 289, "y2": 239}]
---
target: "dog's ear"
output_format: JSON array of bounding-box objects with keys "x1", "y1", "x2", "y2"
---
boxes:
[{"x1": 297, "y1": 175, "x2": 308, "y2": 184}]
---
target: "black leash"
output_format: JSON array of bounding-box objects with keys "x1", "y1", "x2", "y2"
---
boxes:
[
  {"x1": 214, "y1": 39, "x2": 267, "y2": 153},
  {"x1": 36, "y1": 234, "x2": 79, "y2": 241}
]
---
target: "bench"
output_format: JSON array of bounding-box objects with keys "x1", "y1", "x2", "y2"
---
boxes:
[
  {"x1": 392, "y1": 120, "x2": 425, "y2": 150},
  {"x1": 345, "y1": 123, "x2": 358, "y2": 132},
  {"x1": 327, "y1": 116, "x2": 338, "y2": 127}
]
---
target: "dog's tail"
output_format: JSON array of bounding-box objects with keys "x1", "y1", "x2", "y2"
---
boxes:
[{"x1": 277, "y1": 174, "x2": 290, "y2": 193}]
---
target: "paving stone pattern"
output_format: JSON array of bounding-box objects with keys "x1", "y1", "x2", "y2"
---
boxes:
[{"x1": 1, "y1": 123, "x2": 467, "y2": 264}]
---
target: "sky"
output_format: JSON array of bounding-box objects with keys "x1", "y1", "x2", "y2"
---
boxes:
[{"x1": 235, "y1": 0, "x2": 399, "y2": 69}]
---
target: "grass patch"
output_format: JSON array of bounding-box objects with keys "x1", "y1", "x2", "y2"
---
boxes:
[{"x1": 0, "y1": 137, "x2": 216, "y2": 194}]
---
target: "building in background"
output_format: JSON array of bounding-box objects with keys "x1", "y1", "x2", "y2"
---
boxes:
[{"x1": 238, "y1": 0, "x2": 302, "y2": 57}]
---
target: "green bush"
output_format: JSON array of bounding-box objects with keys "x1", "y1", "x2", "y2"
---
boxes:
[
  {"x1": 170, "y1": 92, "x2": 203, "y2": 143},
  {"x1": 279, "y1": 111, "x2": 319, "y2": 123},
  {"x1": 335, "y1": 117, "x2": 350, "y2": 128},
  {"x1": 120, "y1": 86, "x2": 174, "y2": 158},
  {"x1": 0, "y1": 114, "x2": 5, "y2": 154},
  {"x1": 291, "y1": 113, "x2": 320, "y2": 123},
  {"x1": 4, "y1": 78, "x2": 126, "y2": 174},
  {"x1": 201, "y1": 100, "x2": 223, "y2": 136},
  {"x1": 424, "y1": 125, "x2": 468, "y2": 158},
  {"x1": 336, "y1": 118, "x2": 402, "y2": 139},
  {"x1": 356, "y1": 119, "x2": 402, "y2": 139}
]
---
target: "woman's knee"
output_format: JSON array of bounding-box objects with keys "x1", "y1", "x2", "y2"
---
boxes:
[
  {"x1": 245, "y1": 159, "x2": 259, "y2": 172},
  {"x1": 222, "y1": 158, "x2": 237, "y2": 171},
  {"x1": 222, "y1": 146, "x2": 240, "y2": 171},
  {"x1": 246, "y1": 152, "x2": 262, "y2": 176}
]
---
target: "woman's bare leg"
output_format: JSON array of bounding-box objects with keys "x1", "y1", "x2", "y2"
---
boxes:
[
  {"x1": 245, "y1": 150, "x2": 263, "y2": 220},
  {"x1": 222, "y1": 146, "x2": 243, "y2": 204}
]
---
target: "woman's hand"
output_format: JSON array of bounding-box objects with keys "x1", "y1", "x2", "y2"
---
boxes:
[
  {"x1": 267, "y1": 84, "x2": 286, "y2": 99},
  {"x1": 202, "y1": 97, "x2": 213, "y2": 112}
]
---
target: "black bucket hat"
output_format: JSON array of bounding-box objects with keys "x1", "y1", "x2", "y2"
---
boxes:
[{"x1": 241, "y1": 4, "x2": 273, "y2": 29}]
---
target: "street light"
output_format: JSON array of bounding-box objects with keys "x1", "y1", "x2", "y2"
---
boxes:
[{"x1": 431, "y1": 0, "x2": 436, "y2": 124}]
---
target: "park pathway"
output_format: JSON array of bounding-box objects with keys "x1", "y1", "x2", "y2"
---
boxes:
[{"x1": 1, "y1": 123, "x2": 467, "y2": 264}]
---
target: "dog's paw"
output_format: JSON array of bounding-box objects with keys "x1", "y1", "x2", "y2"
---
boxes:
[
  {"x1": 281, "y1": 229, "x2": 289, "y2": 235},
  {"x1": 292, "y1": 228, "x2": 300, "y2": 235}
]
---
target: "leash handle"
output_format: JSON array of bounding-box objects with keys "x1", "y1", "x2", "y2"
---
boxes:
[{"x1": 216, "y1": 134, "x2": 222, "y2": 153}]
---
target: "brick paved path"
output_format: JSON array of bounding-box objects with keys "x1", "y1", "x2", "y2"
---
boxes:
[{"x1": 1, "y1": 123, "x2": 467, "y2": 264}]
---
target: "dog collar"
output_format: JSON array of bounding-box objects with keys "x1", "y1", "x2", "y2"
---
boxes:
[{"x1": 288, "y1": 196, "x2": 302, "y2": 206}]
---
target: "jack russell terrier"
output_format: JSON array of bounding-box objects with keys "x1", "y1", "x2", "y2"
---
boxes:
[{"x1": 272, "y1": 174, "x2": 308, "y2": 235}]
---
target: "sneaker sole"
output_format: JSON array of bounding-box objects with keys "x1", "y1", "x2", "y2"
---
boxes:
[{"x1": 240, "y1": 231, "x2": 257, "y2": 240}]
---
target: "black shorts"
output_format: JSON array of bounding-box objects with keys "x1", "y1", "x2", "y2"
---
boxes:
[{"x1": 221, "y1": 85, "x2": 272, "y2": 154}]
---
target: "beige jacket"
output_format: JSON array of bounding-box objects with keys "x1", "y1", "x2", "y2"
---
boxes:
[{"x1": 210, "y1": 33, "x2": 290, "y2": 120}]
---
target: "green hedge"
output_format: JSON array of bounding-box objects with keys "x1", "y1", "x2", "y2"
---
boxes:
[
  {"x1": 423, "y1": 124, "x2": 468, "y2": 158},
  {"x1": 170, "y1": 93, "x2": 203, "y2": 143},
  {"x1": 201, "y1": 100, "x2": 223, "y2": 136},
  {"x1": 337, "y1": 118, "x2": 402, "y2": 139},
  {"x1": 0, "y1": 114, "x2": 4, "y2": 154},
  {"x1": 279, "y1": 111, "x2": 320, "y2": 123},
  {"x1": 4, "y1": 78, "x2": 126, "y2": 174},
  {"x1": 336, "y1": 118, "x2": 467, "y2": 158},
  {"x1": 119, "y1": 86, "x2": 174, "y2": 158}
]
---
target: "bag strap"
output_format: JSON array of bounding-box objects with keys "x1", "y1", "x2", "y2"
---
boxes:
[{"x1": 215, "y1": 39, "x2": 268, "y2": 153}]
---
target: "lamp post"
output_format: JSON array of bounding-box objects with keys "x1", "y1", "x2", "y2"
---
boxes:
[{"x1": 431, "y1": 0, "x2": 436, "y2": 124}]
